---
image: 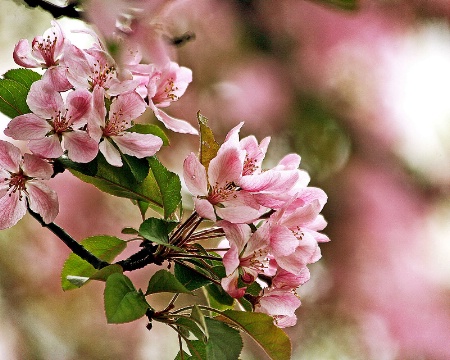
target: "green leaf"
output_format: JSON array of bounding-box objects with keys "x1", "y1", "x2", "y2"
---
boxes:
[
  {"x1": 3, "y1": 68, "x2": 42, "y2": 88},
  {"x1": 197, "y1": 112, "x2": 219, "y2": 172},
  {"x1": 191, "y1": 305, "x2": 208, "y2": 340},
  {"x1": 174, "y1": 262, "x2": 213, "y2": 291},
  {"x1": 0, "y1": 69, "x2": 41, "y2": 119},
  {"x1": 90, "y1": 264, "x2": 123, "y2": 281},
  {"x1": 205, "y1": 283, "x2": 234, "y2": 309},
  {"x1": 146, "y1": 269, "x2": 193, "y2": 295},
  {"x1": 175, "y1": 317, "x2": 206, "y2": 342},
  {"x1": 62, "y1": 154, "x2": 163, "y2": 210},
  {"x1": 310, "y1": 0, "x2": 358, "y2": 10},
  {"x1": 139, "y1": 217, "x2": 177, "y2": 244},
  {"x1": 0, "y1": 79, "x2": 31, "y2": 118},
  {"x1": 218, "y1": 310, "x2": 291, "y2": 360},
  {"x1": 121, "y1": 227, "x2": 139, "y2": 235},
  {"x1": 174, "y1": 350, "x2": 191, "y2": 360},
  {"x1": 148, "y1": 156, "x2": 182, "y2": 219},
  {"x1": 104, "y1": 273, "x2": 149, "y2": 323},
  {"x1": 128, "y1": 123, "x2": 170, "y2": 146},
  {"x1": 204, "y1": 317, "x2": 243, "y2": 360},
  {"x1": 61, "y1": 235, "x2": 127, "y2": 290},
  {"x1": 121, "y1": 154, "x2": 149, "y2": 183},
  {"x1": 183, "y1": 340, "x2": 207, "y2": 360}
]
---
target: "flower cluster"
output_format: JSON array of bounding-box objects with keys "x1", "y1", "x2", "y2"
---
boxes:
[
  {"x1": 2, "y1": 20, "x2": 195, "y2": 226},
  {"x1": 183, "y1": 123, "x2": 329, "y2": 327}
]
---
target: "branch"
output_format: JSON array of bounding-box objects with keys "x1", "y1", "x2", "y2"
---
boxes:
[
  {"x1": 22, "y1": 0, "x2": 82, "y2": 19},
  {"x1": 28, "y1": 209, "x2": 109, "y2": 269}
]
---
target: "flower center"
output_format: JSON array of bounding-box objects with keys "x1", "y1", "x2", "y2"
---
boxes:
[
  {"x1": 89, "y1": 60, "x2": 116, "y2": 90},
  {"x1": 7, "y1": 169, "x2": 28, "y2": 200},
  {"x1": 208, "y1": 181, "x2": 236, "y2": 205},
  {"x1": 52, "y1": 110, "x2": 72, "y2": 134},
  {"x1": 35, "y1": 32, "x2": 58, "y2": 67},
  {"x1": 242, "y1": 156, "x2": 258, "y2": 176},
  {"x1": 102, "y1": 108, "x2": 128, "y2": 137}
]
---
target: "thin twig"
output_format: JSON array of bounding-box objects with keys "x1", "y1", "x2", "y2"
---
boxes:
[{"x1": 28, "y1": 209, "x2": 109, "y2": 270}]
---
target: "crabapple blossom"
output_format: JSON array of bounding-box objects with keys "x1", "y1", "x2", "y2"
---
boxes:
[
  {"x1": 4, "y1": 80, "x2": 98, "y2": 163},
  {"x1": 183, "y1": 142, "x2": 264, "y2": 224},
  {"x1": 147, "y1": 61, "x2": 198, "y2": 134},
  {"x1": 13, "y1": 20, "x2": 71, "y2": 91},
  {"x1": 63, "y1": 44, "x2": 140, "y2": 96},
  {"x1": 219, "y1": 221, "x2": 270, "y2": 298},
  {"x1": 0, "y1": 141, "x2": 58, "y2": 229},
  {"x1": 89, "y1": 86, "x2": 163, "y2": 167}
]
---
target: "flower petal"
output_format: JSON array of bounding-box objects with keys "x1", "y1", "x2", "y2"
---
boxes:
[
  {"x1": 152, "y1": 107, "x2": 198, "y2": 135},
  {"x1": 113, "y1": 132, "x2": 162, "y2": 158},
  {"x1": 63, "y1": 131, "x2": 99, "y2": 163},
  {"x1": 28, "y1": 135, "x2": 64, "y2": 159},
  {"x1": 0, "y1": 190, "x2": 27, "y2": 229},
  {"x1": 22, "y1": 153, "x2": 53, "y2": 179},
  {"x1": 110, "y1": 91, "x2": 146, "y2": 126},
  {"x1": 27, "y1": 80, "x2": 64, "y2": 119},
  {"x1": 99, "y1": 139, "x2": 122, "y2": 167},
  {"x1": 4, "y1": 114, "x2": 51, "y2": 140},
  {"x1": 193, "y1": 198, "x2": 216, "y2": 221},
  {"x1": 66, "y1": 89, "x2": 92, "y2": 125},
  {"x1": 183, "y1": 153, "x2": 208, "y2": 197},
  {"x1": 27, "y1": 181, "x2": 59, "y2": 224},
  {"x1": 13, "y1": 39, "x2": 40, "y2": 68},
  {"x1": 0, "y1": 140, "x2": 22, "y2": 173}
]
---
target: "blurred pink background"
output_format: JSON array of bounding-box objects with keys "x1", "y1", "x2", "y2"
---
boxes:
[{"x1": 0, "y1": 0, "x2": 450, "y2": 359}]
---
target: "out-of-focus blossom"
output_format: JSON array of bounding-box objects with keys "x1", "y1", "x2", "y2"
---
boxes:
[
  {"x1": 0, "y1": 140, "x2": 58, "y2": 229},
  {"x1": 89, "y1": 86, "x2": 163, "y2": 167},
  {"x1": 83, "y1": 0, "x2": 172, "y2": 66},
  {"x1": 4, "y1": 80, "x2": 98, "y2": 163}
]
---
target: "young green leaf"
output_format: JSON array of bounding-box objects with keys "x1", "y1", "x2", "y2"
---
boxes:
[
  {"x1": 146, "y1": 269, "x2": 193, "y2": 295},
  {"x1": 0, "y1": 79, "x2": 31, "y2": 118},
  {"x1": 139, "y1": 217, "x2": 177, "y2": 243},
  {"x1": 197, "y1": 112, "x2": 219, "y2": 172},
  {"x1": 205, "y1": 283, "x2": 235, "y2": 310},
  {"x1": 3, "y1": 68, "x2": 42, "y2": 88},
  {"x1": 217, "y1": 310, "x2": 291, "y2": 360},
  {"x1": 104, "y1": 273, "x2": 149, "y2": 323},
  {"x1": 148, "y1": 156, "x2": 182, "y2": 219},
  {"x1": 121, "y1": 154, "x2": 150, "y2": 183},
  {"x1": 62, "y1": 154, "x2": 164, "y2": 210},
  {"x1": 204, "y1": 318, "x2": 243, "y2": 360},
  {"x1": 61, "y1": 235, "x2": 127, "y2": 290},
  {"x1": 174, "y1": 262, "x2": 213, "y2": 291}
]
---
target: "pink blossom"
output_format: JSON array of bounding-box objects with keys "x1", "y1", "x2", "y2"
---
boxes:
[
  {"x1": 4, "y1": 80, "x2": 98, "y2": 163},
  {"x1": 267, "y1": 195, "x2": 328, "y2": 275},
  {"x1": 13, "y1": 20, "x2": 65, "y2": 69},
  {"x1": 255, "y1": 288, "x2": 301, "y2": 328},
  {"x1": 89, "y1": 86, "x2": 163, "y2": 167},
  {"x1": 0, "y1": 141, "x2": 58, "y2": 229},
  {"x1": 62, "y1": 44, "x2": 139, "y2": 96},
  {"x1": 147, "y1": 61, "x2": 198, "y2": 134},
  {"x1": 13, "y1": 20, "x2": 71, "y2": 91},
  {"x1": 183, "y1": 142, "x2": 264, "y2": 223},
  {"x1": 219, "y1": 221, "x2": 270, "y2": 298}
]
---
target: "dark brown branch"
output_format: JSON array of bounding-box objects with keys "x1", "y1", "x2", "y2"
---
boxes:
[
  {"x1": 28, "y1": 209, "x2": 109, "y2": 269},
  {"x1": 22, "y1": 0, "x2": 82, "y2": 19}
]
